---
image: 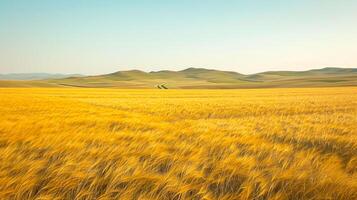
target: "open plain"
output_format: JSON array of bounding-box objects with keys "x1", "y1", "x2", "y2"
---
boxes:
[{"x1": 0, "y1": 87, "x2": 356, "y2": 199}]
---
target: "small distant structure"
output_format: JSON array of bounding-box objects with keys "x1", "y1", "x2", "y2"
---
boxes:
[{"x1": 157, "y1": 83, "x2": 168, "y2": 89}]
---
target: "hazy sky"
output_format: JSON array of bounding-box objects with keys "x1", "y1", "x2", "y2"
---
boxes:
[{"x1": 0, "y1": 0, "x2": 357, "y2": 75}]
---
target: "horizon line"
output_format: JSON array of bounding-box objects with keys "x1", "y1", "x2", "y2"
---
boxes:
[{"x1": 1, "y1": 66, "x2": 357, "y2": 76}]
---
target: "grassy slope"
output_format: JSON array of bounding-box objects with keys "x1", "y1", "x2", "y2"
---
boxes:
[{"x1": 1, "y1": 67, "x2": 357, "y2": 88}]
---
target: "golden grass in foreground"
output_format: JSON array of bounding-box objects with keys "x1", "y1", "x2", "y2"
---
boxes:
[{"x1": 0, "y1": 88, "x2": 356, "y2": 200}]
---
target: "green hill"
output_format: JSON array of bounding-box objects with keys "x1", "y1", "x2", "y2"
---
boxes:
[{"x1": 1, "y1": 67, "x2": 357, "y2": 89}]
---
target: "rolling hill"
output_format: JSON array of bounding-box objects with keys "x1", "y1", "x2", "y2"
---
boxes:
[
  {"x1": 0, "y1": 73, "x2": 83, "y2": 80},
  {"x1": 0, "y1": 67, "x2": 356, "y2": 89}
]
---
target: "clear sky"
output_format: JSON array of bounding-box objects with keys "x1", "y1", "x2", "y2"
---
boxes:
[{"x1": 0, "y1": 0, "x2": 356, "y2": 75}]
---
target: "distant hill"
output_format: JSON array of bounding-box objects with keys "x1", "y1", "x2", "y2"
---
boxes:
[
  {"x1": 0, "y1": 67, "x2": 356, "y2": 89},
  {"x1": 0, "y1": 73, "x2": 83, "y2": 80}
]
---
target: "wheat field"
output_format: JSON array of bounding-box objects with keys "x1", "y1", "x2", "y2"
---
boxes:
[{"x1": 0, "y1": 87, "x2": 356, "y2": 200}]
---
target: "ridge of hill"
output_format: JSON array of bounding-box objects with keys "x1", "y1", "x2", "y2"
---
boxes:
[{"x1": 1, "y1": 67, "x2": 356, "y2": 88}]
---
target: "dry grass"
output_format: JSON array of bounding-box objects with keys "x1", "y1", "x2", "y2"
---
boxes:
[{"x1": 0, "y1": 87, "x2": 356, "y2": 200}]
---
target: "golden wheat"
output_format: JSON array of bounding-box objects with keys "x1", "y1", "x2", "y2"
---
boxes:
[{"x1": 0, "y1": 87, "x2": 356, "y2": 200}]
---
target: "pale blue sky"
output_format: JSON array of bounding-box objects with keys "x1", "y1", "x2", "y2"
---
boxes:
[{"x1": 0, "y1": 0, "x2": 356, "y2": 74}]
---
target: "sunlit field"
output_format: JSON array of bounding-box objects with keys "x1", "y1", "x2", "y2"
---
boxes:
[{"x1": 0, "y1": 88, "x2": 356, "y2": 200}]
